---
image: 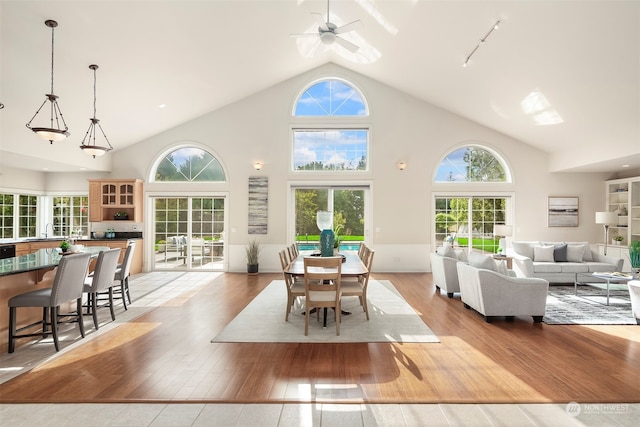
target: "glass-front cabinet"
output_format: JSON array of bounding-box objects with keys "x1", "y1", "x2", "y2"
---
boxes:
[
  {"x1": 88, "y1": 179, "x2": 143, "y2": 222},
  {"x1": 606, "y1": 176, "x2": 640, "y2": 246}
]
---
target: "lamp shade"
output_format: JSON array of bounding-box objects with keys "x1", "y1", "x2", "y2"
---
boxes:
[
  {"x1": 595, "y1": 211, "x2": 618, "y2": 225},
  {"x1": 493, "y1": 225, "x2": 513, "y2": 237}
]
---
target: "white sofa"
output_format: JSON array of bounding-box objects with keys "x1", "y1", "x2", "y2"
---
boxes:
[
  {"x1": 457, "y1": 256, "x2": 549, "y2": 323},
  {"x1": 510, "y1": 241, "x2": 623, "y2": 284},
  {"x1": 430, "y1": 246, "x2": 468, "y2": 298}
]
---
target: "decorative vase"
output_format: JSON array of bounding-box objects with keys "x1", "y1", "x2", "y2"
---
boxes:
[{"x1": 247, "y1": 263, "x2": 259, "y2": 275}]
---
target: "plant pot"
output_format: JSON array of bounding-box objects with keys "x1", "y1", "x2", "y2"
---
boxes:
[
  {"x1": 247, "y1": 263, "x2": 259, "y2": 275},
  {"x1": 613, "y1": 239, "x2": 622, "y2": 245}
]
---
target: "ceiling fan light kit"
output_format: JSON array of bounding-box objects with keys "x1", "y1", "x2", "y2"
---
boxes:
[
  {"x1": 26, "y1": 19, "x2": 70, "y2": 144},
  {"x1": 292, "y1": 0, "x2": 361, "y2": 53}
]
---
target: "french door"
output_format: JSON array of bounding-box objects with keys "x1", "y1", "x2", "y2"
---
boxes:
[
  {"x1": 292, "y1": 185, "x2": 369, "y2": 250},
  {"x1": 152, "y1": 196, "x2": 226, "y2": 271}
]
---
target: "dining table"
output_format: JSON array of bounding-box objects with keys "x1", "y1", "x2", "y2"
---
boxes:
[{"x1": 284, "y1": 251, "x2": 368, "y2": 327}]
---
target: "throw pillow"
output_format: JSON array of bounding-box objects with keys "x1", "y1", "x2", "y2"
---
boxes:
[
  {"x1": 468, "y1": 252, "x2": 497, "y2": 271},
  {"x1": 553, "y1": 243, "x2": 568, "y2": 262},
  {"x1": 437, "y1": 245, "x2": 457, "y2": 259},
  {"x1": 533, "y1": 245, "x2": 555, "y2": 262},
  {"x1": 566, "y1": 244, "x2": 585, "y2": 262}
]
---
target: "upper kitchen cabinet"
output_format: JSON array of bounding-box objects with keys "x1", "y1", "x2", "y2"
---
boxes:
[{"x1": 88, "y1": 179, "x2": 144, "y2": 222}]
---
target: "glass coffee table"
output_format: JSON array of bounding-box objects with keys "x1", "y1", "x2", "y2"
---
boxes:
[{"x1": 574, "y1": 272, "x2": 633, "y2": 305}]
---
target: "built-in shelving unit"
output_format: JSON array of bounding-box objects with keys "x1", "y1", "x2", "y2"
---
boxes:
[{"x1": 605, "y1": 176, "x2": 640, "y2": 245}]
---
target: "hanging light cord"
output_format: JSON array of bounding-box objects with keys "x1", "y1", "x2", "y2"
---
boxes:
[{"x1": 49, "y1": 21, "x2": 55, "y2": 95}]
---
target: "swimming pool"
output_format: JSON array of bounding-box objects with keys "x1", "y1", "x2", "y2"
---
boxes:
[{"x1": 297, "y1": 243, "x2": 361, "y2": 251}]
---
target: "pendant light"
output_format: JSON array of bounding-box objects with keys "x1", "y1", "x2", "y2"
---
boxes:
[
  {"x1": 79, "y1": 64, "x2": 113, "y2": 158},
  {"x1": 26, "y1": 20, "x2": 70, "y2": 143}
]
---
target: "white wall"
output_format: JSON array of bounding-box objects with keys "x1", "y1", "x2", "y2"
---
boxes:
[{"x1": 3, "y1": 64, "x2": 611, "y2": 272}]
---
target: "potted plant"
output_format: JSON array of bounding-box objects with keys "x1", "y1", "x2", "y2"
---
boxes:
[
  {"x1": 59, "y1": 240, "x2": 70, "y2": 253},
  {"x1": 613, "y1": 235, "x2": 624, "y2": 245},
  {"x1": 245, "y1": 238, "x2": 261, "y2": 275},
  {"x1": 629, "y1": 240, "x2": 640, "y2": 278},
  {"x1": 114, "y1": 211, "x2": 129, "y2": 220}
]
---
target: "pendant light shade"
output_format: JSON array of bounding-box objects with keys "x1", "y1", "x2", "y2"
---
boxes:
[
  {"x1": 79, "y1": 64, "x2": 113, "y2": 158},
  {"x1": 26, "y1": 20, "x2": 70, "y2": 144}
]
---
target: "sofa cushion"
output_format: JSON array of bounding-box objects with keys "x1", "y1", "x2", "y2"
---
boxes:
[
  {"x1": 534, "y1": 245, "x2": 555, "y2": 262},
  {"x1": 512, "y1": 241, "x2": 536, "y2": 259},
  {"x1": 566, "y1": 244, "x2": 586, "y2": 262},
  {"x1": 559, "y1": 263, "x2": 589, "y2": 273},
  {"x1": 533, "y1": 262, "x2": 562, "y2": 273},
  {"x1": 496, "y1": 259, "x2": 509, "y2": 275},
  {"x1": 553, "y1": 244, "x2": 568, "y2": 262},
  {"x1": 468, "y1": 252, "x2": 497, "y2": 271},
  {"x1": 587, "y1": 263, "x2": 617, "y2": 273},
  {"x1": 436, "y1": 245, "x2": 457, "y2": 259}
]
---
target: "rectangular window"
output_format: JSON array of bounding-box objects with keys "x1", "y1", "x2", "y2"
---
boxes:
[
  {"x1": 0, "y1": 193, "x2": 15, "y2": 239},
  {"x1": 18, "y1": 195, "x2": 38, "y2": 238},
  {"x1": 435, "y1": 196, "x2": 507, "y2": 254},
  {"x1": 293, "y1": 129, "x2": 368, "y2": 171},
  {"x1": 52, "y1": 196, "x2": 89, "y2": 237}
]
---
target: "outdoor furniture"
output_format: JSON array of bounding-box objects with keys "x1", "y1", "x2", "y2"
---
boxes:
[
  {"x1": 8, "y1": 252, "x2": 92, "y2": 353},
  {"x1": 303, "y1": 256, "x2": 343, "y2": 336}
]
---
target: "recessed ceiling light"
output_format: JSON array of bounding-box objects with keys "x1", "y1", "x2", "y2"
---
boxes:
[
  {"x1": 158, "y1": 104, "x2": 167, "y2": 109},
  {"x1": 622, "y1": 164, "x2": 630, "y2": 168}
]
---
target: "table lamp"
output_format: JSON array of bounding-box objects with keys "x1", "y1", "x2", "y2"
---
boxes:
[
  {"x1": 316, "y1": 211, "x2": 334, "y2": 257},
  {"x1": 595, "y1": 211, "x2": 618, "y2": 255},
  {"x1": 493, "y1": 225, "x2": 513, "y2": 255}
]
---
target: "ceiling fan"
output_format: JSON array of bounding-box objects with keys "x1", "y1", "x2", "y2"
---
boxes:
[{"x1": 291, "y1": 0, "x2": 362, "y2": 53}]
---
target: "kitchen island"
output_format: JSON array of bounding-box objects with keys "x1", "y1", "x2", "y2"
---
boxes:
[{"x1": 0, "y1": 246, "x2": 110, "y2": 353}]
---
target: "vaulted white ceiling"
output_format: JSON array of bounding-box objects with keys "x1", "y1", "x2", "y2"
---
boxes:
[{"x1": 1, "y1": 0, "x2": 638, "y2": 174}]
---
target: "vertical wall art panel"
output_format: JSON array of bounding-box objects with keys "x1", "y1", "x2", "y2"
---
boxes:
[{"x1": 248, "y1": 176, "x2": 268, "y2": 234}]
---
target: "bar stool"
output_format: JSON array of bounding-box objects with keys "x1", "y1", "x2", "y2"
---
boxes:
[{"x1": 8, "y1": 252, "x2": 91, "y2": 353}]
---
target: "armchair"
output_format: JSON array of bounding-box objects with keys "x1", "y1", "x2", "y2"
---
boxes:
[{"x1": 456, "y1": 262, "x2": 549, "y2": 323}]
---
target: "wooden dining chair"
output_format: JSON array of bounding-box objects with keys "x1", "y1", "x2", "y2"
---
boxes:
[
  {"x1": 341, "y1": 248, "x2": 375, "y2": 320},
  {"x1": 303, "y1": 256, "x2": 343, "y2": 336},
  {"x1": 279, "y1": 249, "x2": 305, "y2": 321}
]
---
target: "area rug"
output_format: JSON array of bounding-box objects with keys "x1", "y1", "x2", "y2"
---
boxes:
[
  {"x1": 543, "y1": 285, "x2": 636, "y2": 325},
  {"x1": 211, "y1": 280, "x2": 440, "y2": 343}
]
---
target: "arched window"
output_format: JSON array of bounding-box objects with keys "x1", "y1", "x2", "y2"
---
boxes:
[
  {"x1": 292, "y1": 78, "x2": 369, "y2": 171},
  {"x1": 294, "y1": 79, "x2": 368, "y2": 116},
  {"x1": 153, "y1": 147, "x2": 225, "y2": 182},
  {"x1": 435, "y1": 146, "x2": 511, "y2": 183}
]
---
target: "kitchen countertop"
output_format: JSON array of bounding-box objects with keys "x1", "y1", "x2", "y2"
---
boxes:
[
  {"x1": 0, "y1": 246, "x2": 111, "y2": 277},
  {"x1": 0, "y1": 233, "x2": 142, "y2": 245}
]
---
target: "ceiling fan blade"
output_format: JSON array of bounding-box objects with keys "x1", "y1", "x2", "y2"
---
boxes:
[
  {"x1": 335, "y1": 19, "x2": 362, "y2": 35},
  {"x1": 311, "y1": 12, "x2": 328, "y2": 31},
  {"x1": 290, "y1": 33, "x2": 320, "y2": 38},
  {"x1": 335, "y1": 36, "x2": 359, "y2": 53}
]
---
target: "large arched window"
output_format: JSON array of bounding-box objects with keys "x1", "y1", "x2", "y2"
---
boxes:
[
  {"x1": 294, "y1": 79, "x2": 368, "y2": 116},
  {"x1": 292, "y1": 78, "x2": 369, "y2": 172},
  {"x1": 434, "y1": 145, "x2": 511, "y2": 183},
  {"x1": 152, "y1": 147, "x2": 225, "y2": 182}
]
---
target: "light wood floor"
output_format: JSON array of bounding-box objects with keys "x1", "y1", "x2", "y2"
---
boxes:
[{"x1": 1, "y1": 272, "x2": 638, "y2": 404}]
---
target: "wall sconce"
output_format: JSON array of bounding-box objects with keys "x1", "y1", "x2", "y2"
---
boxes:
[
  {"x1": 253, "y1": 161, "x2": 263, "y2": 171},
  {"x1": 396, "y1": 161, "x2": 407, "y2": 171}
]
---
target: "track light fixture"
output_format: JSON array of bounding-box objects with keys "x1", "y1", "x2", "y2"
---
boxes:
[
  {"x1": 26, "y1": 20, "x2": 70, "y2": 143},
  {"x1": 79, "y1": 64, "x2": 113, "y2": 158},
  {"x1": 463, "y1": 20, "x2": 501, "y2": 68}
]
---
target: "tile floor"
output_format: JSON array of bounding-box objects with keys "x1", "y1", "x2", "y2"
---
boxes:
[{"x1": 1, "y1": 272, "x2": 638, "y2": 426}]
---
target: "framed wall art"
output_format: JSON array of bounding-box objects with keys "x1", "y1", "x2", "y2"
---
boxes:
[{"x1": 548, "y1": 196, "x2": 579, "y2": 227}]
